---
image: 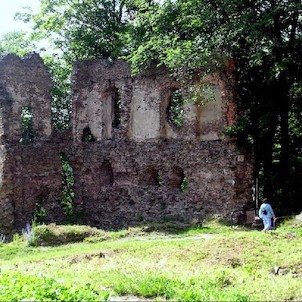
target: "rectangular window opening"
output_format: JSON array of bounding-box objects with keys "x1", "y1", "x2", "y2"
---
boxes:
[
  {"x1": 112, "y1": 87, "x2": 121, "y2": 129},
  {"x1": 168, "y1": 89, "x2": 184, "y2": 128},
  {"x1": 20, "y1": 105, "x2": 34, "y2": 143}
]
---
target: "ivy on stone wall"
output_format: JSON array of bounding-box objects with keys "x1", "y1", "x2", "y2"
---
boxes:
[{"x1": 59, "y1": 153, "x2": 75, "y2": 221}]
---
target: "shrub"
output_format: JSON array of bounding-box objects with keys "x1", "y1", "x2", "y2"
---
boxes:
[{"x1": 32, "y1": 224, "x2": 100, "y2": 246}]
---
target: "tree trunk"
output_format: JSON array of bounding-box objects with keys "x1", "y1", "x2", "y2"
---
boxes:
[{"x1": 279, "y1": 86, "x2": 290, "y2": 208}]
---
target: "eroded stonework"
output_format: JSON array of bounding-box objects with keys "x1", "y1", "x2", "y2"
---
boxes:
[{"x1": 0, "y1": 53, "x2": 254, "y2": 236}]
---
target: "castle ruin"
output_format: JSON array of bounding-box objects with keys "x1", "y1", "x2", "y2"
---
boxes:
[{"x1": 0, "y1": 53, "x2": 254, "y2": 236}]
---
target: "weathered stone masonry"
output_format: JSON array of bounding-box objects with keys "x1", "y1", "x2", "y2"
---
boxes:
[{"x1": 0, "y1": 53, "x2": 254, "y2": 236}]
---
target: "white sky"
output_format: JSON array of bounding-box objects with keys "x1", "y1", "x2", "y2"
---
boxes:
[{"x1": 0, "y1": 0, "x2": 41, "y2": 36}]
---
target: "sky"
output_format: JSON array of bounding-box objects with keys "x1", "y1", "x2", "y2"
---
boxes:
[{"x1": 0, "y1": 0, "x2": 40, "y2": 36}]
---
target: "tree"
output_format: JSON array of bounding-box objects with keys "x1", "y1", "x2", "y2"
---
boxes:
[
  {"x1": 25, "y1": 0, "x2": 130, "y2": 63},
  {"x1": 43, "y1": 54, "x2": 72, "y2": 130},
  {"x1": 0, "y1": 31, "x2": 37, "y2": 56}
]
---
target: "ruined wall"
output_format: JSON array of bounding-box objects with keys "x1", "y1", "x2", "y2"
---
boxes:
[
  {"x1": 0, "y1": 54, "x2": 64, "y2": 235},
  {"x1": 0, "y1": 53, "x2": 254, "y2": 236}
]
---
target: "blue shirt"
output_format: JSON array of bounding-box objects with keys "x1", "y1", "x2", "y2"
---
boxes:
[{"x1": 259, "y1": 203, "x2": 275, "y2": 219}]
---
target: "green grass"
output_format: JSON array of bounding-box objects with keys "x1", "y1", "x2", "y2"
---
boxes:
[{"x1": 1, "y1": 219, "x2": 302, "y2": 301}]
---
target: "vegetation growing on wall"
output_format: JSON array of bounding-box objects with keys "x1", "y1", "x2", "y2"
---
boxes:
[
  {"x1": 59, "y1": 153, "x2": 75, "y2": 221},
  {"x1": 181, "y1": 177, "x2": 187, "y2": 192}
]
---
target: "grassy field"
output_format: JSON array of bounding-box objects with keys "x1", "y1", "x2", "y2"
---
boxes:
[{"x1": 1, "y1": 219, "x2": 302, "y2": 301}]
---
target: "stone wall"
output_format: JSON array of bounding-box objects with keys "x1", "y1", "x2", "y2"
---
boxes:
[{"x1": 0, "y1": 53, "x2": 254, "y2": 236}]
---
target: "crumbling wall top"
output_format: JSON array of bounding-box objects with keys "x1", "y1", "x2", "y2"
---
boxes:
[
  {"x1": 72, "y1": 59, "x2": 131, "y2": 89},
  {"x1": 0, "y1": 53, "x2": 52, "y2": 143}
]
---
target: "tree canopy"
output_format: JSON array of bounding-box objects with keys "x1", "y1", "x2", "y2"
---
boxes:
[
  {"x1": 0, "y1": 31, "x2": 36, "y2": 56},
  {"x1": 26, "y1": 0, "x2": 129, "y2": 62}
]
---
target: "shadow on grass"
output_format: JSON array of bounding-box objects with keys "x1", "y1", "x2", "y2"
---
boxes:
[
  {"x1": 144, "y1": 222, "x2": 257, "y2": 235},
  {"x1": 137, "y1": 222, "x2": 213, "y2": 235}
]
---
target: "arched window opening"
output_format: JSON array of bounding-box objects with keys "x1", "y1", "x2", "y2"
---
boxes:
[
  {"x1": 168, "y1": 89, "x2": 184, "y2": 128},
  {"x1": 82, "y1": 126, "x2": 95, "y2": 142},
  {"x1": 112, "y1": 87, "x2": 121, "y2": 129},
  {"x1": 20, "y1": 106, "x2": 34, "y2": 143}
]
